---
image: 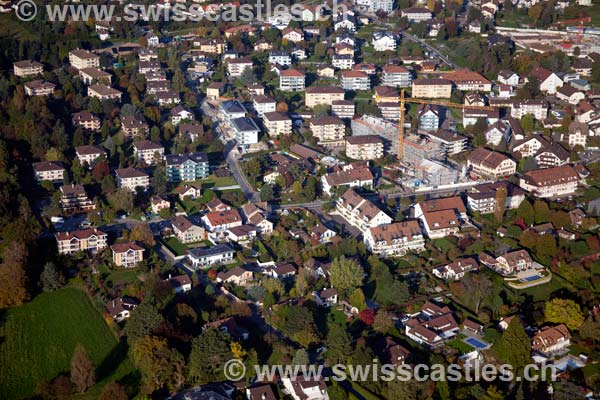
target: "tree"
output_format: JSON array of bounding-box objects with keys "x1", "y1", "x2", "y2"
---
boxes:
[
  {"x1": 99, "y1": 382, "x2": 128, "y2": 400},
  {"x1": 493, "y1": 319, "x2": 531, "y2": 369},
  {"x1": 0, "y1": 241, "x2": 29, "y2": 307},
  {"x1": 516, "y1": 200, "x2": 534, "y2": 226},
  {"x1": 358, "y1": 308, "x2": 375, "y2": 325},
  {"x1": 260, "y1": 184, "x2": 275, "y2": 201},
  {"x1": 151, "y1": 163, "x2": 167, "y2": 194},
  {"x1": 536, "y1": 234, "x2": 557, "y2": 260},
  {"x1": 70, "y1": 344, "x2": 95, "y2": 393},
  {"x1": 375, "y1": 277, "x2": 410, "y2": 306},
  {"x1": 39, "y1": 261, "x2": 62, "y2": 292},
  {"x1": 373, "y1": 309, "x2": 394, "y2": 333},
  {"x1": 463, "y1": 274, "x2": 492, "y2": 314},
  {"x1": 533, "y1": 200, "x2": 550, "y2": 223},
  {"x1": 521, "y1": 114, "x2": 534, "y2": 132},
  {"x1": 544, "y1": 298, "x2": 584, "y2": 330},
  {"x1": 494, "y1": 185, "x2": 507, "y2": 223},
  {"x1": 579, "y1": 315, "x2": 600, "y2": 345},
  {"x1": 108, "y1": 188, "x2": 135, "y2": 214},
  {"x1": 130, "y1": 223, "x2": 156, "y2": 247},
  {"x1": 132, "y1": 335, "x2": 185, "y2": 394},
  {"x1": 188, "y1": 328, "x2": 232, "y2": 384},
  {"x1": 348, "y1": 288, "x2": 366, "y2": 310},
  {"x1": 329, "y1": 256, "x2": 364, "y2": 297},
  {"x1": 292, "y1": 348, "x2": 309, "y2": 366},
  {"x1": 273, "y1": 305, "x2": 319, "y2": 347},
  {"x1": 325, "y1": 323, "x2": 352, "y2": 364},
  {"x1": 126, "y1": 302, "x2": 164, "y2": 343}
]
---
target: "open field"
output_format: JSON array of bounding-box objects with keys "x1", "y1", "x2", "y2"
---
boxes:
[{"x1": 0, "y1": 288, "x2": 135, "y2": 399}]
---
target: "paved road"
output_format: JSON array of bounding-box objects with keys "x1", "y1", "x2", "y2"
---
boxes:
[
  {"x1": 224, "y1": 139, "x2": 261, "y2": 202},
  {"x1": 401, "y1": 31, "x2": 457, "y2": 69}
]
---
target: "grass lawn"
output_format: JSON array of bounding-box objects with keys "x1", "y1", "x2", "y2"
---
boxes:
[
  {"x1": 508, "y1": 274, "x2": 565, "y2": 302},
  {"x1": 432, "y1": 237, "x2": 455, "y2": 252},
  {"x1": 448, "y1": 337, "x2": 473, "y2": 354},
  {"x1": 202, "y1": 174, "x2": 237, "y2": 188},
  {"x1": 162, "y1": 237, "x2": 189, "y2": 256},
  {"x1": 0, "y1": 288, "x2": 135, "y2": 399},
  {"x1": 106, "y1": 269, "x2": 140, "y2": 286}
]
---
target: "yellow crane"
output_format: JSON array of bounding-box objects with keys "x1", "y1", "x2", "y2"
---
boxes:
[{"x1": 397, "y1": 89, "x2": 496, "y2": 161}]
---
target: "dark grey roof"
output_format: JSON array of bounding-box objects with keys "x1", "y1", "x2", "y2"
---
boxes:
[
  {"x1": 221, "y1": 99, "x2": 247, "y2": 114},
  {"x1": 165, "y1": 152, "x2": 208, "y2": 166},
  {"x1": 231, "y1": 117, "x2": 260, "y2": 132},
  {"x1": 187, "y1": 244, "x2": 234, "y2": 258}
]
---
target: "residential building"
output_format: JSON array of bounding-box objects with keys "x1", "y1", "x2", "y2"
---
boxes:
[
  {"x1": 510, "y1": 100, "x2": 548, "y2": 120},
  {"x1": 55, "y1": 228, "x2": 107, "y2": 255},
  {"x1": 167, "y1": 274, "x2": 192, "y2": 293},
  {"x1": 405, "y1": 301, "x2": 459, "y2": 348},
  {"x1": 351, "y1": 115, "x2": 399, "y2": 154},
  {"x1": 529, "y1": 67, "x2": 563, "y2": 94},
  {"x1": 400, "y1": 7, "x2": 432, "y2": 22},
  {"x1": 467, "y1": 181, "x2": 526, "y2": 214},
  {"x1": 279, "y1": 69, "x2": 306, "y2": 91},
  {"x1": 202, "y1": 209, "x2": 243, "y2": 232},
  {"x1": 263, "y1": 112, "x2": 292, "y2": 137},
  {"x1": 442, "y1": 69, "x2": 492, "y2": 92},
  {"x1": 87, "y1": 84, "x2": 121, "y2": 101},
  {"x1": 24, "y1": 80, "x2": 56, "y2": 96},
  {"x1": 241, "y1": 202, "x2": 273, "y2": 235},
  {"x1": 33, "y1": 161, "x2": 65, "y2": 184},
  {"x1": 498, "y1": 70, "x2": 520, "y2": 86},
  {"x1": 335, "y1": 188, "x2": 393, "y2": 232},
  {"x1": 216, "y1": 266, "x2": 254, "y2": 286},
  {"x1": 165, "y1": 152, "x2": 210, "y2": 182},
  {"x1": 206, "y1": 81, "x2": 226, "y2": 99},
  {"x1": 282, "y1": 27, "x2": 304, "y2": 42},
  {"x1": 121, "y1": 115, "x2": 149, "y2": 138},
  {"x1": 345, "y1": 135, "x2": 384, "y2": 160},
  {"x1": 462, "y1": 108, "x2": 500, "y2": 127},
  {"x1": 332, "y1": 100, "x2": 355, "y2": 119},
  {"x1": 172, "y1": 215, "x2": 207, "y2": 243},
  {"x1": 484, "y1": 249, "x2": 532, "y2": 275},
  {"x1": 59, "y1": 184, "x2": 96, "y2": 214},
  {"x1": 425, "y1": 129, "x2": 467, "y2": 155},
  {"x1": 231, "y1": 117, "x2": 261, "y2": 146},
  {"x1": 195, "y1": 38, "x2": 226, "y2": 54},
  {"x1": 382, "y1": 64, "x2": 412, "y2": 87},
  {"x1": 155, "y1": 90, "x2": 180, "y2": 106},
  {"x1": 340, "y1": 71, "x2": 371, "y2": 91},
  {"x1": 412, "y1": 78, "x2": 452, "y2": 98},
  {"x1": 247, "y1": 385, "x2": 277, "y2": 400},
  {"x1": 556, "y1": 85, "x2": 585, "y2": 105},
  {"x1": 534, "y1": 143, "x2": 570, "y2": 169},
  {"x1": 150, "y1": 196, "x2": 170, "y2": 214},
  {"x1": 317, "y1": 65, "x2": 336, "y2": 78},
  {"x1": 467, "y1": 147, "x2": 517, "y2": 178},
  {"x1": 511, "y1": 135, "x2": 550, "y2": 158},
  {"x1": 170, "y1": 105, "x2": 194, "y2": 125},
  {"x1": 313, "y1": 288, "x2": 338, "y2": 307},
  {"x1": 133, "y1": 140, "x2": 164, "y2": 165},
  {"x1": 253, "y1": 95, "x2": 277, "y2": 116},
  {"x1": 310, "y1": 116, "x2": 346, "y2": 144},
  {"x1": 372, "y1": 31, "x2": 396, "y2": 52},
  {"x1": 75, "y1": 145, "x2": 106, "y2": 166},
  {"x1": 111, "y1": 242, "x2": 144, "y2": 268},
  {"x1": 13, "y1": 60, "x2": 43, "y2": 77},
  {"x1": 364, "y1": 220, "x2": 425, "y2": 257},
  {"x1": 370, "y1": 0, "x2": 394, "y2": 12},
  {"x1": 115, "y1": 168, "x2": 150, "y2": 191},
  {"x1": 485, "y1": 120, "x2": 511, "y2": 146},
  {"x1": 305, "y1": 86, "x2": 345, "y2": 108},
  {"x1": 69, "y1": 49, "x2": 100, "y2": 70},
  {"x1": 519, "y1": 165, "x2": 580, "y2": 198},
  {"x1": 332, "y1": 54, "x2": 355, "y2": 70},
  {"x1": 175, "y1": 184, "x2": 202, "y2": 200},
  {"x1": 402, "y1": 134, "x2": 444, "y2": 166},
  {"x1": 106, "y1": 297, "x2": 138, "y2": 322},
  {"x1": 532, "y1": 325, "x2": 571, "y2": 354},
  {"x1": 432, "y1": 258, "x2": 478, "y2": 280},
  {"x1": 418, "y1": 104, "x2": 442, "y2": 131},
  {"x1": 78, "y1": 67, "x2": 111, "y2": 85},
  {"x1": 72, "y1": 111, "x2": 100, "y2": 131},
  {"x1": 219, "y1": 99, "x2": 247, "y2": 120},
  {"x1": 268, "y1": 51, "x2": 292, "y2": 66},
  {"x1": 413, "y1": 196, "x2": 468, "y2": 239},
  {"x1": 227, "y1": 57, "x2": 253, "y2": 77},
  {"x1": 187, "y1": 244, "x2": 236, "y2": 269},
  {"x1": 281, "y1": 377, "x2": 329, "y2": 400}
]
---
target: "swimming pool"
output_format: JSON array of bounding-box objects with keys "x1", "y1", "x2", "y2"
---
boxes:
[
  {"x1": 465, "y1": 337, "x2": 488, "y2": 349},
  {"x1": 521, "y1": 274, "x2": 542, "y2": 282}
]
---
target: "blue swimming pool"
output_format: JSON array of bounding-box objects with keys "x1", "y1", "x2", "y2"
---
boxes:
[
  {"x1": 465, "y1": 337, "x2": 488, "y2": 349},
  {"x1": 522, "y1": 274, "x2": 542, "y2": 282}
]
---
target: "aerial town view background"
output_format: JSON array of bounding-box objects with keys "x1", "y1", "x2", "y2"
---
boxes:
[{"x1": 0, "y1": 0, "x2": 599, "y2": 398}]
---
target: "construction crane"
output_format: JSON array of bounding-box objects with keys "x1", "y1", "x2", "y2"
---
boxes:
[
  {"x1": 397, "y1": 89, "x2": 495, "y2": 161},
  {"x1": 554, "y1": 12, "x2": 591, "y2": 44}
]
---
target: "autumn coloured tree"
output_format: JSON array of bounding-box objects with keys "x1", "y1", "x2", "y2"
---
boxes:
[{"x1": 70, "y1": 344, "x2": 95, "y2": 393}]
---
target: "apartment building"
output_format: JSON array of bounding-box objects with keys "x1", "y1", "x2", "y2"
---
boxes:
[
  {"x1": 532, "y1": 325, "x2": 571, "y2": 355},
  {"x1": 363, "y1": 220, "x2": 425, "y2": 257},
  {"x1": 412, "y1": 79, "x2": 452, "y2": 98},
  {"x1": 400, "y1": 7, "x2": 432, "y2": 22},
  {"x1": 121, "y1": 115, "x2": 149, "y2": 138},
  {"x1": 220, "y1": 99, "x2": 247, "y2": 120},
  {"x1": 165, "y1": 152, "x2": 210, "y2": 182},
  {"x1": 24, "y1": 80, "x2": 56, "y2": 96},
  {"x1": 279, "y1": 68, "x2": 306, "y2": 91},
  {"x1": 305, "y1": 86, "x2": 345, "y2": 108},
  {"x1": 75, "y1": 145, "x2": 106, "y2": 166},
  {"x1": 351, "y1": 115, "x2": 399, "y2": 154},
  {"x1": 336, "y1": 188, "x2": 393, "y2": 232},
  {"x1": 155, "y1": 90, "x2": 180, "y2": 106},
  {"x1": 442, "y1": 69, "x2": 492, "y2": 92},
  {"x1": 269, "y1": 51, "x2": 292, "y2": 66},
  {"x1": 413, "y1": 196, "x2": 468, "y2": 239},
  {"x1": 340, "y1": 71, "x2": 371, "y2": 91},
  {"x1": 13, "y1": 60, "x2": 43, "y2": 77},
  {"x1": 310, "y1": 116, "x2": 346, "y2": 144},
  {"x1": 87, "y1": 84, "x2": 122, "y2": 102},
  {"x1": 332, "y1": 100, "x2": 355, "y2": 119},
  {"x1": 418, "y1": 104, "x2": 441, "y2": 131},
  {"x1": 55, "y1": 228, "x2": 107, "y2": 255},
  {"x1": 252, "y1": 95, "x2": 276, "y2": 117},
  {"x1": 382, "y1": 64, "x2": 412, "y2": 87},
  {"x1": 534, "y1": 142, "x2": 570, "y2": 169},
  {"x1": 322, "y1": 167, "x2": 375, "y2": 195},
  {"x1": 372, "y1": 31, "x2": 397, "y2": 52},
  {"x1": 425, "y1": 129, "x2": 468, "y2": 155},
  {"x1": 405, "y1": 301, "x2": 459, "y2": 347},
  {"x1": 345, "y1": 135, "x2": 384, "y2": 160},
  {"x1": 115, "y1": 168, "x2": 150, "y2": 191},
  {"x1": 72, "y1": 111, "x2": 101, "y2": 131},
  {"x1": 187, "y1": 244, "x2": 236, "y2": 269},
  {"x1": 133, "y1": 140, "x2": 164, "y2": 165},
  {"x1": 332, "y1": 54, "x2": 355, "y2": 70},
  {"x1": 33, "y1": 161, "x2": 65, "y2": 184},
  {"x1": 232, "y1": 117, "x2": 261, "y2": 146},
  {"x1": 69, "y1": 49, "x2": 100, "y2": 70},
  {"x1": 195, "y1": 38, "x2": 226, "y2": 54},
  {"x1": 529, "y1": 67, "x2": 563, "y2": 94},
  {"x1": 519, "y1": 165, "x2": 580, "y2": 198},
  {"x1": 79, "y1": 67, "x2": 111, "y2": 85},
  {"x1": 467, "y1": 147, "x2": 516, "y2": 178},
  {"x1": 467, "y1": 181, "x2": 526, "y2": 214},
  {"x1": 172, "y1": 215, "x2": 207, "y2": 244},
  {"x1": 202, "y1": 209, "x2": 243, "y2": 232},
  {"x1": 227, "y1": 57, "x2": 253, "y2": 77},
  {"x1": 263, "y1": 112, "x2": 292, "y2": 137},
  {"x1": 510, "y1": 100, "x2": 548, "y2": 120},
  {"x1": 111, "y1": 243, "x2": 144, "y2": 268},
  {"x1": 59, "y1": 184, "x2": 96, "y2": 214}
]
